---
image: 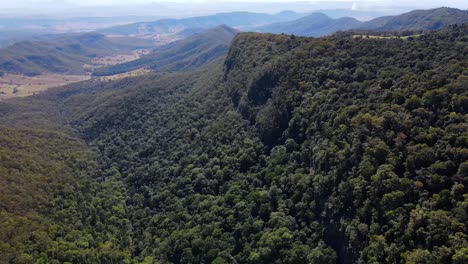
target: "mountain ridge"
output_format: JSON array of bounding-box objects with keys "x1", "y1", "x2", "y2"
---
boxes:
[
  {"x1": 0, "y1": 32, "x2": 153, "y2": 76},
  {"x1": 100, "y1": 11, "x2": 304, "y2": 37},
  {"x1": 257, "y1": 12, "x2": 362, "y2": 37},
  {"x1": 257, "y1": 7, "x2": 468, "y2": 37},
  {"x1": 93, "y1": 25, "x2": 238, "y2": 76},
  {"x1": 361, "y1": 7, "x2": 468, "y2": 31}
]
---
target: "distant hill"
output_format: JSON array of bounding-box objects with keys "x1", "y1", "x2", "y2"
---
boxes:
[
  {"x1": 93, "y1": 25, "x2": 238, "y2": 76},
  {"x1": 100, "y1": 11, "x2": 304, "y2": 37},
  {"x1": 317, "y1": 9, "x2": 401, "y2": 21},
  {"x1": 0, "y1": 33, "x2": 153, "y2": 76},
  {"x1": 257, "y1": 13, "x2": 362, "y2": 37},
  {"x1": 257, "y1": 7, "x2": 468, "y2": 37},
  {"x1": 94, "y1": 7, "x2": 468, "y2": 76},
  {"x1": 361, "y1": 7, "x2": 468, "y2": 31}
]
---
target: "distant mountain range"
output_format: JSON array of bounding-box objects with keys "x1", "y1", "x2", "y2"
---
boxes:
[
  {"x1": 95, "y1": 7, "x2": 468, "y2": 76},
  {"x1": 93, "y1": 25, "x2": 238, "y2": 76},
  {"x1": 360, "y1": 7, "x2": 468, "y2": 31},
  {"x1": 257, "y1": 12, "x2": 362, "y2": 37},
  {"x1": 99, "y1": 7, "x2": 468, "y2": 41},
  {"x1": 1, "y1": 7, "x2": 467, "y2": 77},
  {"x1": 257, "y1": 7, "x2": 468, "y2": 36},
  {"x1": 0, "y1": 33, "x2": 153, "y2": 76},
  {"x1": 100, "y1": 11, "x2": 304, "y2": 37}
]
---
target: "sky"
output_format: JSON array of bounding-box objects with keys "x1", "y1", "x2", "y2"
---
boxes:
[
  {"x1": 0, "y1": 0, "x2": 466, "y2": 17},
  {"x1": 1, "y1": 0, "x2": 467, "y2": 8}
]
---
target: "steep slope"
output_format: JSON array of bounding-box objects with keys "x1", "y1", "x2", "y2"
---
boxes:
[
  {"x1": 258, "y1": 13, "x2": 362, "y2": 37},
  {"x1": 46, "y1": 25, "x2": 468, "y2": 263},
  {"x1": 0, "y1": 32, "x2": 152, "y2": 76},
  {"x1": 362, "y1": 7, "x2": 468, "y2": 31},
  {"x1": 0, "y1": 96, "x2": 131, "y2": 263},
  {"x1": 93, "y1": 25, "x2": 238, "y2": 76},
  {"x1": 100, "y1": 11, "x2": 304, "y2": 36},
  {"x1": 1, "y1": 25, "x2": 467, "y2": 264}
]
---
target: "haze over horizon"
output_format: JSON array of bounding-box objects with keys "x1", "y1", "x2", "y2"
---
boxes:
[{"x1": 1, "y1": 0, "x2": 467, "y2": 17}]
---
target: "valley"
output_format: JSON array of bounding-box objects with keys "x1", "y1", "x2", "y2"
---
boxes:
[
  {"x1": 0, "y1": 4, "x2": 467, "y2": 264},
  {"x1": 0, "y1": 73, "x2": 89, "y2": 99},
  {"x1": 1, "y1": 7, "x2": 466, "y2": 101},
  {"x1": 97, "y1": 68, "x2": 150, "y2": 81},
  {"x1": 88, "y1": 49, "x2": 151, "y2": 68},
  {"x1": 0, "y1": 48, "x2": 151, "y2": 100}
]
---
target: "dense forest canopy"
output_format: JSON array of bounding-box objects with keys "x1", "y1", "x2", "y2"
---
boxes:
[
  {"x1": 0, "y1": 22, "x2": 467, "y2": 264},
  {"x1": 0, "y1": 96, "x2": 131, "y2": 263}
]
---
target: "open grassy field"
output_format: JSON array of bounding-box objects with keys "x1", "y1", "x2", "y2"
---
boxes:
[
  {"x1": 84, "y1": 49, "x2": 151, "y2": 71},
  {"x1": 0, "y1": 73, "x2": 90, "y2": 100},
  {"x1": 97, "y1": 68, "x2": 150, "y2": 81},
  {"x1": 0, "y1": 49, "x2": 151, "y2": 100}
]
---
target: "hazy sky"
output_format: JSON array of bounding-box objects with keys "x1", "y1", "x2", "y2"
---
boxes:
[
  {"x1": 1, "y1": 0, "x2": 467, "y2": 8},
  {"x1": 0, "y1": 0, "x2": 466, "y2": 17}
]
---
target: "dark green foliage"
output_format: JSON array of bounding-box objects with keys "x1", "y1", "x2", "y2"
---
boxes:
[
  {"x1": 0, "y1": 97, "x2": 131, "y2": 263},
  {"x1": 220, "y1": 24, "x2": 468, "y2": 263},
  {"x1": 1, "y1": 24, "x2": 467, "y2": 264}
]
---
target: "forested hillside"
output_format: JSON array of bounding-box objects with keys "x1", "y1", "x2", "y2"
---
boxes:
[
  {"x1": 0, "y1": 23, "x2": 467, "y2": 264},
  {"x1": 93, "y1": 25, "x2": 238, "y2": 76},
  {"x1": 0, "y1": 33, "x2": 152, "y2": 76},
  {"x1": 0, "y1": 97, "x2": 131, "y2": 263},
  {"x1": 257, "y1": 13, "x2": 362, "y2": 37},
  {"x1": 361, "y1": 7, "x2": 468, "y2": 31},
  {"x1": 257, "y1": 7, "x2": 468, "y2": 37}
]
